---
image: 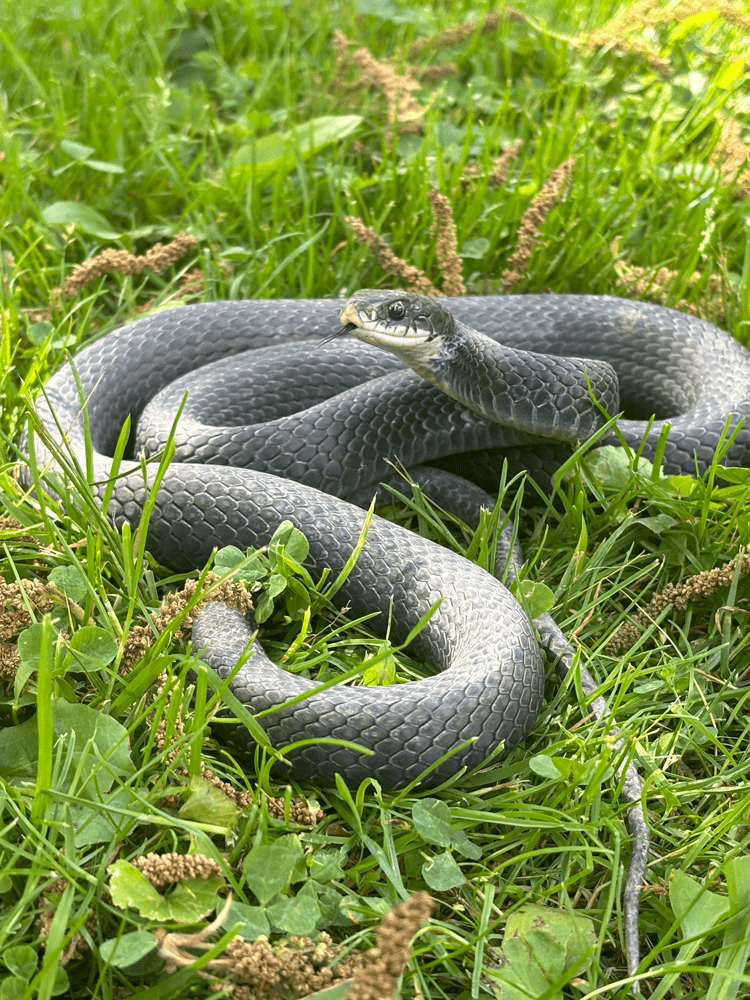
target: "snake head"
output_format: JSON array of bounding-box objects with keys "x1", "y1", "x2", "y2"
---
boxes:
[{"x1": 336, "y1": 289, "x2": 457, "y2": 363}]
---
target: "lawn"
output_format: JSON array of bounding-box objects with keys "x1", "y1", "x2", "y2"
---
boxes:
[{"x1": 1, "y1": 1, "x2": 750, "y2": 998}]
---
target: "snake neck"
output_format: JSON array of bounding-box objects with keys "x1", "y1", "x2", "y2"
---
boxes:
[{"x1": 408, "y1": 319, "x2": 620, "y2": 442}]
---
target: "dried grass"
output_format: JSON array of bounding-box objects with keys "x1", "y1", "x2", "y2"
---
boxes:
[
  {"x1": 345, "y1": 892, "x2": 434, "y2": 1000},
  {"x1": 344, "y1": 216, "x2": 438, "y2": 295},
  {"x1": 584, "y1": 0, "x2": 749, "y2": 75},
  {"x1": 427, "y1": 189, "x2": 465, "y2": 296},
  {"x1": 133, "y1": 852, "x2": 223, "y2": 887},
  {"x1": 345, "y1": 186, "x2": 468, "y2": 295},
  {"x1": 61, "y1": 232, "x2": 198, "y2": 298},
  {"x1": 0, "y1": 577, "x2": 82, "y2": 680},
  {"x1": 502, "y1": 157, "x2": 575, "y2": 288},
  {"x1": 461, "y1": 140, "x2": 523, "y2": 195},
  {"x1": 334, "y1": 12, "x2": 525, "y2": 136},
  {"x1": 611, "y1": 237, "x2": 730, "y2": 324},
  {"x1": 119, "y1": 573, "x2": 252, "y2": 674},
  {"x1": 151, "y1": 890, "x2": 432, "y2": 999},
  {"x1": 333, "y1": 30, "x2": 425, "y2": 131},
  {"x1": 605, "y1": 552, "x2": 747, "y2": 653},
  {"x1": 408, "y1": 12, "x2": 501, "y2": 57},
  {"x1": 710, "y1": 113, "x2": 750, "y2": 196}
]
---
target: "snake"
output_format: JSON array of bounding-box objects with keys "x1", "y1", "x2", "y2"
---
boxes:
[
  {"x1": 24, "y1": 289, "x2": 750, "y2": 980},
  {"x1": 25, "y1": 289, "x2": 750, "y2": 783}
]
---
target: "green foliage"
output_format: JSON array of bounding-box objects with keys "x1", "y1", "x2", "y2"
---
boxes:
[
  {"x1": 652, "y1": 863, "x2": 750, "y2": 1000},
  {"x1": 0, "y1": 1, "x2": 749, "y2": 998},
  {"x1": 109, "y1": 863, "x2": 225, "y2": 923},
  {"x1": 0, "y1": 944, "x2": 69, "y2": 998},
  {"x1": 227, "y1": 114, "x2": 363, "y2": 184},
  {"x1": 213, "y1": 520, "x2": 314, "y2": 623},
  {"x1": 98, "y1": 932, "x2": 160, "y2": 973},
  {"x1": 0, "y1": 699, "x2": 134, "y2": 846},
  {"x1": 491, "y1": 903, "x2": 596, "y2": 999}
]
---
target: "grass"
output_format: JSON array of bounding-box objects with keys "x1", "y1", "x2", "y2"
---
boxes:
[{"x1": 1, "y1": 0, "x2": 750, "y2": 997}]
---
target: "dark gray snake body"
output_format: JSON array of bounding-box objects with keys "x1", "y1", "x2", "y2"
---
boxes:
[{"x1": 27, "y1": 294, "x2": 750, "y2": 789}]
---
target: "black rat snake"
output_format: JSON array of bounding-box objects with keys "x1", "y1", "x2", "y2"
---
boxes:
[
  {"x1": 24, "y1": 289, "x2": 750, "y2": 980},
  {"x1": 25, "y1": 290, "x2": 750, "y2": 781}
]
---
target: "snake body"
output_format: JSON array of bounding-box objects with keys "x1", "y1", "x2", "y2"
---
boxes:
[{"x1": 27, "y1": 293, "x2": 750, "y2": 788}]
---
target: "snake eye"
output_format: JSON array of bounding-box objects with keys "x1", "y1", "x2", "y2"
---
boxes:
[{"x1": 387, "y1": 301, "x2": 406, "y2": 322}]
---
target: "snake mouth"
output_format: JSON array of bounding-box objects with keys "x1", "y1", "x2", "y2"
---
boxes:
[{"x1": 348, "y1": 321, "x2": 443, "y2": 364}]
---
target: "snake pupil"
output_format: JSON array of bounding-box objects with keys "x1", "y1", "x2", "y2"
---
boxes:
[{"x1": 388, "y1": 301, "x2": 406, "y2": 322}]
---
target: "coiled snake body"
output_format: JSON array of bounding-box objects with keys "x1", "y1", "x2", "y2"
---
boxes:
[
  {"x1": 27, "y1": 291, "x2": 750, "y2": 787},
  {"x1": 27, "y1": 290, "x2": 750, "y2": 979}
]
